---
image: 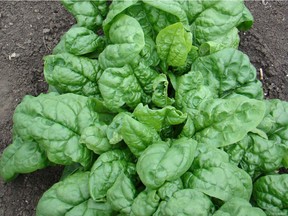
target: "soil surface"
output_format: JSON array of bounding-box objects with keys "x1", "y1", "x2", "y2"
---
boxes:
[{"x1": 0, "y1": 1, "x2": 287, "y2": 215}]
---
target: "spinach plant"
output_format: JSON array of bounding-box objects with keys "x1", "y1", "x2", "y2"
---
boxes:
[{"x1": 0, "y1": 0, "x2": 287, "y2": 215}]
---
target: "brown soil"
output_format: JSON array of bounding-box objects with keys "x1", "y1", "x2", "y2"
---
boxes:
[{"x1": 0, "y1": 1, "x2": 287, "y2": 215}]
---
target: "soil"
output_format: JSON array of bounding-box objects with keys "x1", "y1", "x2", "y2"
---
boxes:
[{"x1": 0, "y1": 1, "x2": 287, "y2": 215}]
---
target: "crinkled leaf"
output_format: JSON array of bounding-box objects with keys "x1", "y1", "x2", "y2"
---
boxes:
[
  {"x1": 133, "y1": 103, "x2": 187, "y2": 132},
  {"x1": 156, "y1": 189, "x2": 214, "y2": 216},
  {"x1": 152, "y1": 74, "x2": 175, "y2": 107},
  {"x1": 89, "y1": 149, "x2": 134, "y2": 201},
  {"x1": 199, "y1": 28, "x2": 240, "y2": 55},
  {"x1": 213, "y1": 197, "x2": 266, "y2": 216},
  {"x1": 65, "y1": 199, "x2": 115, "y2": 216},
  {"x1": 143, "y1": 0, "x2": 188, "y2": 26},
  {"x1": 258, "y1": 99, "x2": 288, "y2": 135},
  {"x1": 191, "y1": 146, "x2": 230, "y2": 169},
  {"x1": 183, "y1": 148, "x2": 252, "y2": 201},
  {"x1": 157, "y1": 178, "x2": 183, "y2": 201},
  {"x1": 106, "y1": 172, "x2": 136, "y2": 214},
  {"x1": 136, "y1": 138, "x2": 197, "y2": 189},
  {"x1": 188, "y1": 0, "x2": 253, "y2": 47},
  {"x1": 253, "y1": 174, "x2": 288, "y2": 216},
  {"x1": 140, "y1": 36, "x2": 160, "y2": 66},
  {"x1": 178, "y1": 114, "x2": 196, "y2": 138},
  {"x1": 156, "y1": 22, "x2": 192, "y2": 66},
  {"x1": 12, "y1": 93, "x2": 96, "y2": 167},
  {"x1": 0, "y1": 137, "x2": 48, "y2": 182},
  {"x1": 190, "y1": 48, "x2": 263, "y2": 100},
  {"x1": 61, "y1": 27, "x2": 105, "y2": 56},
  {"x1": 103, "y1": 0, "x2": 139, "y2": 34},
  {"x1": 61, "y1": 0, "x2": 108, "y2": 30},
  {"x1": 36, "y1": 172, "x2": 90, "y2": 216},
  {"x1": 80, "y1": 123, "x2": 114, "y2": 154},
  {"x1": 192, "y1": 96, "x2": 266, "y2": 147},
  {"x1": 225, "y1": 135, "x2": 250, "y2": 166},
  {"x1": 132, "y1": 59, "x2": 159, "y2": 95},
  {"x1": 120, "y1": 115, "x2": 160, "y2": 157},
  {"x1": 131, "y1": 189, "x2": 160, "y2": 216},
  {"x1": 44, "y1": 53, "x2": 102, "y2": 97},
  {"x1": 98, "y1": 65, "x2": 143, "y2": 111},
  {"x1": 100, "y1": 14, "x2": 145, "y2": 69},
  {"x1": 176, "y1": 70, "x2": 214, "y2": 111},
  {"x1": 240, "y1": 134, "x2": 283, "y2": 177},
  {"x1": 106, "y1": 112, "x2": 132, "y2": 145},
  {"x1": 125, "y1": 3, "x2": 156, "y2": 38},
  {"x1": 257, "y1": 99, "x2": 288, "y2": 166}
]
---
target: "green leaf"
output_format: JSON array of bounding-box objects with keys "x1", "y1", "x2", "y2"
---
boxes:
[
  {"x1": 36, "y1": 172, "x2": 90, "y2": 216},
  {"x1": 257, "y1": 99, "x2": 288, "y2": 166},
  {"x1": 80, "y1": 123, "x2": 114, "y2": 155},
  {"x1": 65, "y1": 199, "x2": 115, "y2": 216},
  {"x1": 44, "y1": 53, "x2": 102, "y2": 97},
  {"x1": 103, "y1": 0, "x2": 139, "y2": 34},
  {"x1": 89, "y1": 149, "x2": 134, "y2": 201},
  {"x1": 176, "y1": 70, "x2": 214, "y2": 111},
  {"x1": 133, "y1": 103, "x2": 187, "y2": 132},
  {"x1": 143, "y1": 0, "x2": 188, "y2": 26},
  {"x1": 106, "y1": 112, "x2": 132, "y2": 144},
  {"x1": 253, "y1": 174, "x2": 288, "y2": 216},
  {"x1": 199, "y1": 28, "x2": 240, "y2": 55},
  {"x1": 183, "y1": 147, "x2": 252, "y2": 202},
  {"x1": 120, "y1": 115, "x2": 160, "y2": 157},
  {"x1": 190, "y1": 48, "x2": 264, "y2": 100},
  {"x1": 152, "y1": 74, "x2": 175, "y2": 107},
  {"x1": 131, "y1": 189, "x2": 160, "y2": 216},
  {"x1": 133, "y1": 59, "x2": 159, "y2": 95},
  {"x1": 0, "y1": 137, "x2": 48, "y2": 182},
  {"x1": 192, "y1": 96, "x2": 266, "y2": 147},
  {"x1": 155, "y1": 189, "x2": 214, "y2": 216},
  {"x1": 61, "y1": 0, "x2": 108, "y2": 30},
  {"x1": 12, "y1": 93, "x2": 96, "y2": 167},
  {"x1": 156, "y1": 22, "x2": 192, "y2": 66},
  {"x1": 240, "y1": 134, "x2": 283, "y2": 177},
  {"x1": 100, "y1": 14, "x2": 145, "y2": 69},
  {"x1": 98, "y1": 65, "x2": 143, "y2": 111},
  {"x1": 188, "y1": 0, "x2": 253, "y2": 47},
  {"x1": 225, "y1": 135, "x2": 250, "y2": 166},
  {"x1": 61, "y1": 27, "x2": 105, "y2": 56},
  {"x1": 213, "y1": 197, "x2": 266, "y2": 216},
  {"x1": 136, "y1": 138, "x2": 197, "y2": 189},
  {"x1": 157, "y1": 179, "x2": 183, "y2": 201},
  {"x1": 106, "y1": 172, "x2": 136, "y2": 214}
]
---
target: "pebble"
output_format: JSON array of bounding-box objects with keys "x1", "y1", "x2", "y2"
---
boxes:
[
  {"x1": 8, "y1": 52, "x2": 20, "y2": 60},
  {"x1": 43, "y1": 28, "x2": 50, "y2": 34}
]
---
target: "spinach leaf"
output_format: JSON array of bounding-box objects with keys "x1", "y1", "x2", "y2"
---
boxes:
[
  {"x1": 61, "y1": 0, "x2": 108, "y2": 30},
  {"x1": 44, "y1": 53, "x2": 102, "y2": 97},
  {"x1": 136, "y1": 138, "x2": 197, "y2": 189},
  {"x1": 36, "y1": 172, "x2": 91, "y2": 216},
  {"x1": 213, "y1": 197, "x2": 266, "y2": 216},
  {"x1": 120, "y1": 115, "x2": 160, "y2": 157},
  {"x1": 89, "y1": 149, "x2": 135, "y2": 201},
  {"x1": 99, "y1": 14, "x2": 145, "y2": 69},
  {"x1": 183, "y1": 147, "x2": 252, "y2": 201},
  {"x1": 12, "y1": 93, "x2": 97, "y2": 167},
  {"x1": 0, "y1": 137, "x2": 48, "y2": 181},
  {"x1": 156, "y1": 22, "x2": 192, "y2": 66},
  {"x1": 154, "y1": 189, "x2": 214, "y2": 216},
  {"x1": 253, "y1": 174, "x2": 288, "y2": 216}
]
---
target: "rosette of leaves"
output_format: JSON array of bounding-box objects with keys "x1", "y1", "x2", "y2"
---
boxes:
[{"x1": 0, "y1": 0, "x2": 287, "y2": 215}]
